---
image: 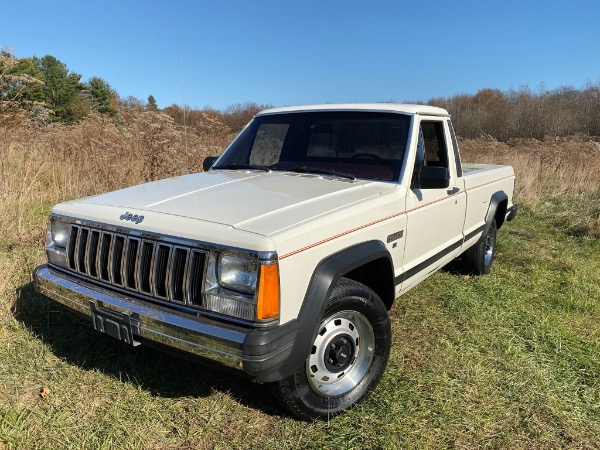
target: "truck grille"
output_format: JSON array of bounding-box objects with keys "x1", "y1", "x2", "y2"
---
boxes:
[{"x1": 66, "y1": 225, "x2": 206, "y2": 306}]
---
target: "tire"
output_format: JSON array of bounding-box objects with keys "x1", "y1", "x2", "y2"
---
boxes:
[
  {"x1": 269, "y1": 277, "x2": 391, "y2": 421},
  {"x1": 463, "y1": 218, "x2": 497, "y2": 275}
]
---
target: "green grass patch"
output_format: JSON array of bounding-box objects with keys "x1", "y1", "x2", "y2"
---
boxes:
[{"x1": 1, "y1": 206, "x2": 599, "y2": 449}]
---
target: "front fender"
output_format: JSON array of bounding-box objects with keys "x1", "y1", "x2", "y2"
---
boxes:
[{"x1": 249, "y1": 240, "x2": 393, "y2": 382}]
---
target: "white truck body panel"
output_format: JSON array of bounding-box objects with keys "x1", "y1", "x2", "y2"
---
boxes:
[
  {"x1": 74, "y1": 170, "x2": 396, "y2": 237},
  {"x1": 258, "y1": 103, "x2": 450, "y2": 116}
]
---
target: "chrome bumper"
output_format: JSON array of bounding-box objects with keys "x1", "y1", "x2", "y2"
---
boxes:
[{"x1": 33, "y1": 265, "x2": 247, "y2": 370}]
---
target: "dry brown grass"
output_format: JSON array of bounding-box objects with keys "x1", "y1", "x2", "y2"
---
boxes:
[
  {"x1": 460, "y1": 135, "x2": 600, "y2": 236},
  {"x1": 0, "y1": 110, "x2": 234, "y2": 249},
  {"x1": 460, "y1": 135, "x2": 600, "y2": 204}
]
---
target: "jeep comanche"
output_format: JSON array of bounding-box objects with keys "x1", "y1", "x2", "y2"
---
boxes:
[{"x1": 34, "y1": 104, "x2": 517, "y2": 419}]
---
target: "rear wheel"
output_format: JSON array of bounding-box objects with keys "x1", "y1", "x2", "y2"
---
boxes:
[
  {"x1": 464, "y1": 218, "x2": 497, "y2": 275},
  {"x1": 269, "y1": 278, "x2": 391, "y2": 420}
]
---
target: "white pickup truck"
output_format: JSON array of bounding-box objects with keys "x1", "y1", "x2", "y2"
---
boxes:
[{"x1": 34, "y1": 104, "x2": 517, "y2": 420}]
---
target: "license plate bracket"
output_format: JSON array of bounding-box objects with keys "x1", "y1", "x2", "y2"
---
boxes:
[{"x1": 90, "y1": 301, "x2": 140, "y2": 347}]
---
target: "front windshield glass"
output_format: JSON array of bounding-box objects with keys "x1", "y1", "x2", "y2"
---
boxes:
[{"x1": 214, "y1": 111, "x2": 411, "y2": 181}]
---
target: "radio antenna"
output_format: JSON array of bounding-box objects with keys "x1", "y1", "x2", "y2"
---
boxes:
[{"x1": 180, "y1": 57, "x2": 189, "y2": 156}]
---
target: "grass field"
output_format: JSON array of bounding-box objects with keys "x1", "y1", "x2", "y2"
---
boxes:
[{"x1": 0, "y1": 118, "x2": 599, "y2": 449}]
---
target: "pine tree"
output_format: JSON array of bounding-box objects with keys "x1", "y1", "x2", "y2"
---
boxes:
[
  {"x1": 147, "y1": 95, "x2": 158, "y2": 111},
  {"x1": 0, "y1": 49, "x2": 47, "y2": 125},
  {"x1": 35, "y1": 55, "x2": 84, "y2": 122},
  {"x1": 87, "y1": 76, "x2": 117, "y2": 116}
]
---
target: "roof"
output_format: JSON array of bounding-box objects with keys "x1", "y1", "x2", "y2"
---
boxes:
[{"x1": 257, "y1": 103, "x2": 449, "y2": 117}]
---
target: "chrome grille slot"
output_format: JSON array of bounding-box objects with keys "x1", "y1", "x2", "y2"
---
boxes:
[
  {"x1": 153, "y1": 244, "x2": 172, "y2": 299},
  {"x1": 138, "y1": 241, "x2": 155, "y2": 295},
  {"x1": 123, "y1": 238, "x2": 140, "y2": 290},
  {"x1": 62, "y1": 224, "x2": 208, "y2": 309},
  {"x1": 98, "y1": 232, "x2": 112, "y2": 282},
  {"x1": 67, "y1": 226, "x2": 79, "y2": 270},
  {"x1": 87, "y1": 231, "x2": 100, "y2": 278},
  {"x1": 110, "y1": 235, "x2": 126, "y2": 286},
  {"x1": 188, "y1": 250, "x2": 206, "y2": 306},
  {"x1": 169, "y1": 247, "x2": 189, "y2": 303},
  {"x1": 76, "y1": 228, "x2": 89, "y2": 274}
]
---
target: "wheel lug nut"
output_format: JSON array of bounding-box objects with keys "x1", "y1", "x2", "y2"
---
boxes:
[{"x1": 328, "y1": 358, "x2": 334, "y2": 364}]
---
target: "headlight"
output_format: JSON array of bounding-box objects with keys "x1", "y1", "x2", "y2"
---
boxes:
[
  {"x1": 51, "y1": 220, "x2": 70, "y2": 248},
  {"x1": 201, "y1": 251, "x2": 279, "y2": 323},
  {"x1": 45, "y1": 219, "x2": 70, "y2": 268},
  {"x1": 218, "y1": 254, "x2": 258, "y2": 293}
]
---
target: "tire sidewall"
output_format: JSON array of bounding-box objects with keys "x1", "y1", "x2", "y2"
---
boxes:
[{"x1": 282, "y1": 280, "x2": 391, "y2": 419}]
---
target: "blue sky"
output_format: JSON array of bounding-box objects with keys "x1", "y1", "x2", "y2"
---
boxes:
[{"x1": 2, "y1": 0, "x2": 599, "y2": 110}]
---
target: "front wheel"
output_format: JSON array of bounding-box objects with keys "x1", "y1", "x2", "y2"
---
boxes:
[{"x1": 269, "y1": 278, "x2": 391, "y2": 420}]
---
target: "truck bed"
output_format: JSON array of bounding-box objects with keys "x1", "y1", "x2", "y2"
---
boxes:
[
  {"x1": 462, "y1": 163, "x2": 507, "y2": 174},
  {"x1": 462, "y1": 163, "x2": 515, "y2": 190}
]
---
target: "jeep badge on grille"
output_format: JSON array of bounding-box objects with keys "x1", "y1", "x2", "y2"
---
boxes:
[{"x1": 119, "y1": 212, "x2": 144, "y2": 224}]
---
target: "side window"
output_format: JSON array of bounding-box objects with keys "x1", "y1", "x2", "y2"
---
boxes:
[
  {"x1": 420, "y1": 121, "x2": 448, "y2": 168},
  {"x1": 412, "y1": 121, "x2": 449, "y2": 188},
  {"x1": 447, "y1": 120, "x2": 463, "y2": 177}
]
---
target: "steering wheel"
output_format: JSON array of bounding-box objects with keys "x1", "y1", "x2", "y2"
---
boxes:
[{"x1": 351, "y1": 153, "x2": 382, "y2": 160}]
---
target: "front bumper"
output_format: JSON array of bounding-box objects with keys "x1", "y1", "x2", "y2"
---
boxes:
[{"x1": 33, "y1": 265, "x2": 297, "y2": 381}]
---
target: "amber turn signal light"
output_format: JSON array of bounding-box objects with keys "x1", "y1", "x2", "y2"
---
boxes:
[{"x1": 257, "y1": 263, "x2": 279, "y2": 320}]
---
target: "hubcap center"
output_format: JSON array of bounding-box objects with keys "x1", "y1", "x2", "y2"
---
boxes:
[{"x1": 324, "y1": 333, "x2": 355, "y2": 373}]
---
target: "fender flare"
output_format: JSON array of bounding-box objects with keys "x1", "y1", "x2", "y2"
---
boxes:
[
  {"x1": 247, "y1": 240, "x2": 393, "y2": 382},
  {"x1": 483, "y1": 191, "x2": 508, "y2": 237}
]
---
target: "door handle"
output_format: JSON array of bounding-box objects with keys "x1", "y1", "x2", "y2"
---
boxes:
[{"x1": 447, "y1": 187, "x2": 460, "y2": 195}]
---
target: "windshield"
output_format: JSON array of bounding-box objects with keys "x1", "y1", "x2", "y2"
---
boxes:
[{"x1": 214, "y1": 111, "x2": 411, "y2": 181}]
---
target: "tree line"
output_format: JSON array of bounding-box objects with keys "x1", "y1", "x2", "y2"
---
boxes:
[
  {"x1": 2, "y1": 47, "x2": 600, "y2": 140},
  {"x1": 163, "y1": 85, "x2": 600, "y2": 140},
  {"x1": 428, "y1": 83, "x2": 600, "y2": 141},
  {"x1": 0, "y1": 48, "x2": 268, "y2": 132}
]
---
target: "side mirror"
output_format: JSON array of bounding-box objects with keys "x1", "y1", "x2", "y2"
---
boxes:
[
  {"x1": 417, "y1": 166, "x2": 450, "y2": 189},
  {"x1": 203, "y1": 156, "x2": 218, "y2": 172}
]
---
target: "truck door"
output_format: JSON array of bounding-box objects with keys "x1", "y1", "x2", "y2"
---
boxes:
[{"x1": 400, "y1": 119, "x2": 467, "y2": 290}]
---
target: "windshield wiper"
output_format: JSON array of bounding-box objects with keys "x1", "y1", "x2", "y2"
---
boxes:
[
  {"x1": 213, "y1": 162, "x2": 271, "y2": 172},
  {"x1": 288, "y1": 165, "x2": 356, "y2": 180}
]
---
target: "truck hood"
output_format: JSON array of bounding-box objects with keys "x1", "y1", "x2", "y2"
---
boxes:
[{"x1": 72, "y1": 170, "x2": 396, "y2": 236}]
